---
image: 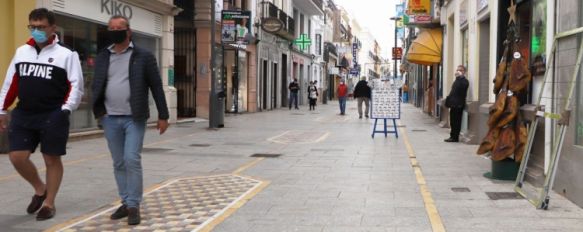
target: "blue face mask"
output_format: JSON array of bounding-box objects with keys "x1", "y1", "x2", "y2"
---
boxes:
[{"x1": 31, "y1": 29, "x2": 48, "y2": 44}]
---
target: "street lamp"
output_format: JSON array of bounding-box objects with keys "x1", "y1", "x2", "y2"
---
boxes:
[{"x1": 389, "y1": 16, "x2": 402, "y2": 80}]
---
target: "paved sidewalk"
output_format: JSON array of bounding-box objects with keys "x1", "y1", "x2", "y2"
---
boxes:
[{"x1": 0, "y1": 101, "x2": 582, "y2": 231}]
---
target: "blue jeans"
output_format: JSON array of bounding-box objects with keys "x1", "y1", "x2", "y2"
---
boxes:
[
  {"x1": 289, "y1": 92, "x2": 298, "y2": 109},
  {"x1": 102, "y1": 115, "x2": 146, "y2": 208},
  {"x1": 339, "y1": 96, "x2": 347, "y2": 114}
]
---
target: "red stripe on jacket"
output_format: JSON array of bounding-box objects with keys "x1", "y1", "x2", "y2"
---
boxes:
[
  {"x1": 3, "y1": 73, "x2": 19, "y2": 111},
  {"x1": 63, "y1": 80, "x2": 72, "y2": 104}
]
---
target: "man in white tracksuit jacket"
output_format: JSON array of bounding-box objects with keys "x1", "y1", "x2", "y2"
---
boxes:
[{"x1": 0, "y1": 8, "x2": 83, "y2": 220}]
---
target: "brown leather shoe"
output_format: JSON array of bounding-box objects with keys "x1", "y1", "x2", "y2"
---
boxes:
[
  {"x1": 127, "y1": 207, "x2": 140, "y2": 225},
  {"x1": 36, "y1": 206, "x2": 56, "y2": 221},
  {"x1": 27, "y1": 191, "x2": 47, "y2": 214}
]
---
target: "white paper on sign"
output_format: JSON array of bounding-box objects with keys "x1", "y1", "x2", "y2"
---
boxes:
[{"x1": 371, "y1": 80, "x2": 401, "y2": 119}]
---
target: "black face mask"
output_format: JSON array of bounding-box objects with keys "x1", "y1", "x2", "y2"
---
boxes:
[{"x1": 108, "y1": 30, "x2": 127, "y2": 44}]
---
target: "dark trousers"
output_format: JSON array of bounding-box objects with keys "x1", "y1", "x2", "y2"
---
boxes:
[
  {"x1": 449, "y1": 107, "x2": 464, "y2": 139},
  {"x1": 289, "y1": 92, "x2": 298, "y2": 109}
]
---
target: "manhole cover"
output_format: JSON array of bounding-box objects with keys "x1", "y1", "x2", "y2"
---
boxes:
[
  {"x1": 250, "y1": 153, "x2": 282, "y2": 158},
  {"x1": 451, "y1": 187, "x2": 471, "y2": 192},
  {"x1": 411, "y1": 129, "x2": 427, "y2": 132},
  {"x1": 292, "y1": 113, "x2": 305, "y2": 115},
  {"x1": 142, "y1": 148, "x2": 173, "y2": 153},
  {"x1": 397, "y1": 125, "x2": 407, "y2": 128},
  {"x1": 190, "y1": 143, "x2": 211, "y2": 147},
  {"x1": 485, "y1": 192, "x2": 523, "y2": 200}
]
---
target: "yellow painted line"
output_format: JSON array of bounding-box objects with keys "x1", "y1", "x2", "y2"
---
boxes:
[
  {"x1": 315, "y1": 132, "x2": 331, "y2": 143},
  {"x1": 400, "y1": 126, "x2": 446, "y2": 232},
  {"x1": 196, "y1": 180, "x2": 270, "y2": 232},
  {"x1": 232, "y1": 158, "x2": 265, "y2": 175}
]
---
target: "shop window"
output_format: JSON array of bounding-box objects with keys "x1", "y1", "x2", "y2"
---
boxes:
[
  {"x1": 461, "y1": 29, "x2": 468, "y2": 70},
  {"x1": 55, "y1": 14, "x2": 159, "y2": 130},
  {"x1": 530, "y1": 0, "x2": 546, "y2": 75}
]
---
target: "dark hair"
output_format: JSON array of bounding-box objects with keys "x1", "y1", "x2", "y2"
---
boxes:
[
  {"x1": 29, "y1": 8, "x2": 55, "y2": 25},
  {"x1": 109, "y1": 15, "x2": 131, "y2": 28}
]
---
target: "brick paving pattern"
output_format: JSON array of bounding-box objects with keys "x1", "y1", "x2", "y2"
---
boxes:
[{"x1": 58, "y1": 175, "x2": 262, "y2": 232}]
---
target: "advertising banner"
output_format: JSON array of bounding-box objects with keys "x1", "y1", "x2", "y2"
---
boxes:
[{"x1": 221, "y1": 10, "x2": 252, "y2": 45}]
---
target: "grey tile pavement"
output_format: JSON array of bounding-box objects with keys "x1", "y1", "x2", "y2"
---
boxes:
[{"x1": 0, "y1": 101, "x2": 581, "y2": 231}]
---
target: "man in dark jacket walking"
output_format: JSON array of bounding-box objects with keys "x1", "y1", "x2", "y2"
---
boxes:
[
  {"x1": 445, "y1": 65, "x2": 469, "y2": 142},
  {"x1": 92, "y1": 15, "x2": 169, "y2": 225},
  {"x1": 353, "y1": 77, "x2": 371, "y2": 119}
]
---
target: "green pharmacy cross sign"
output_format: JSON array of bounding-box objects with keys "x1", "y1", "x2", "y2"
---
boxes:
[{"x1": 294, "y1": 34, "x2": 312, "y2": 51}]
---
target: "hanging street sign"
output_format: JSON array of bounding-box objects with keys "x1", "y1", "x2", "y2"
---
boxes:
[
  {"x1": 261, "y1": 17, "x2": 283, "y2": 33},
  {"x1": 294, "y1": 33, "x2": 312, "y2": 51},
  {"x1": 392, "y1": 47, "x2": 403, "y2": 60}
]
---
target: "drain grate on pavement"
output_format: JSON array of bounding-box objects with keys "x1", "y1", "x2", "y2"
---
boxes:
[
  {"x1": 250, "y1": 153, "x2": 282, "y2": 158},
  {"x1": 57, "y1": 175, "x2": 263, "y2": 232},
  {"x1": 142, "y1": 147, "x2": 174, "y2": 153},
  {"x1": 451, "y1": 187, "x2": 471, "y2": 192},
  {"x1": 485, "y1": 192, "x2": 524, "y2": 200},
  {"x1": 411, "y1": 129, "x2": 428, "y2": 132},
  {"x1": 190, "y1": 143, "x2": 211, "y2": 147}
]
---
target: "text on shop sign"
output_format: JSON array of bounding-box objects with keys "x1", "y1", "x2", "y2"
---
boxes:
[{"x1": 101, "y1": 0, "x2": 133, "y2": 19}]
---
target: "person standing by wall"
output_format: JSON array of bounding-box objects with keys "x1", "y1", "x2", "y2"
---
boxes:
[
  {"x1": 337, "y1": 80, "x2": 348, "y2": 115},
  {"x1": 288, "y1": 78, "x2": 299, "y2": 110},
  {"x1": 92, "y1": 15, "x2": 169, "y2": 225},
  {"x1": 353, "y1": 77, "x2": 371, "y2": 119},
  {"x1": 0, "y1": 8, "x2": 84, "y2": 220},
  {"x1": 307, "y1": 81, "x2": 318, "y2": 110},
  {"x1": 444, "y1": 65, "x2": 469, "y2": 142}
]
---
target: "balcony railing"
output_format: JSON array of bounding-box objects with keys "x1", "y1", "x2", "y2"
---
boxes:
[
  {"x1": 261, "y1": 1, "x2": 295, "y2": 39},
  {"x1": 312, "y1": 0, "x2": 323, "y2": 12}
]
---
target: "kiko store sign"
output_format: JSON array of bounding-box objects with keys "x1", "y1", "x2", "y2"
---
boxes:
[{"x1": 52, "y1": 0, "x2": 163, "y2": 37}]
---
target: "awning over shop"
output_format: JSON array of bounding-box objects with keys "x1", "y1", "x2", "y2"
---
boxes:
[{"x1": 406, "y1": 28, "x2": 442, "y2": 66}]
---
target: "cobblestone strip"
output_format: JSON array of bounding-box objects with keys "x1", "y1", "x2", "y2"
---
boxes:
[{"x1": 53, "y1": 175, "x2": 264, "y2": 232}]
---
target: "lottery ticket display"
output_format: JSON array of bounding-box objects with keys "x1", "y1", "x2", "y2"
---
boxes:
[{"x1": 371, "y1": 80, "x2": 400, "y2": 119}]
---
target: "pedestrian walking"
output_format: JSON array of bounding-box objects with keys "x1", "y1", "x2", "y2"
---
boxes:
[
  {"x1": 353, "y1": 77, "x2": 371, "y2": 119},
  {"x1": 337, "y1": 80, "x2": 348, "y2": 115},
  {"x1": 92, "y1": 15, "x2": 169, "y2": 225},
  {"x1": 288, "y1": 78, "x2": 299, "y2": 110},
  {"x1": 402, "y1": 83, "x2": 409, "y2": 103},
  {"x1": 444, "y1": 65, "x2": 469, "y2": 142},
  {"x1": 307, "y1": 81, "x2": 318, "y2": 110},
  {"x1": 0, "y1": 8, "x2": 84, "y2": 220}
]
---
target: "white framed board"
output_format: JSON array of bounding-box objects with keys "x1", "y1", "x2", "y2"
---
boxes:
[{"x1": 370, "y1": 80, "x2": 401, "y2": 119}]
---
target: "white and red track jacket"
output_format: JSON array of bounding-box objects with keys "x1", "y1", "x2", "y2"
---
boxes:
[{"x1": 0, "y1": 35, "x2": 84, "y2": 114}]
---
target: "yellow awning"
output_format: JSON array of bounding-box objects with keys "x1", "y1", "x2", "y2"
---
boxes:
[{"x1": 406, "y1": 28, "x2": 442, "y2": 65}]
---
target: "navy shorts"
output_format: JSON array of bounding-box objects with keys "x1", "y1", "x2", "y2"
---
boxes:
[{"x1": 8, "y1": 109, "x2": 70, "y2": 156}]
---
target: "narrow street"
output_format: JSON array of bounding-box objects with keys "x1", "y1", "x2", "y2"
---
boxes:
[{"x1": 1, "y1": 101, "x2": 582, "y2": 232}]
